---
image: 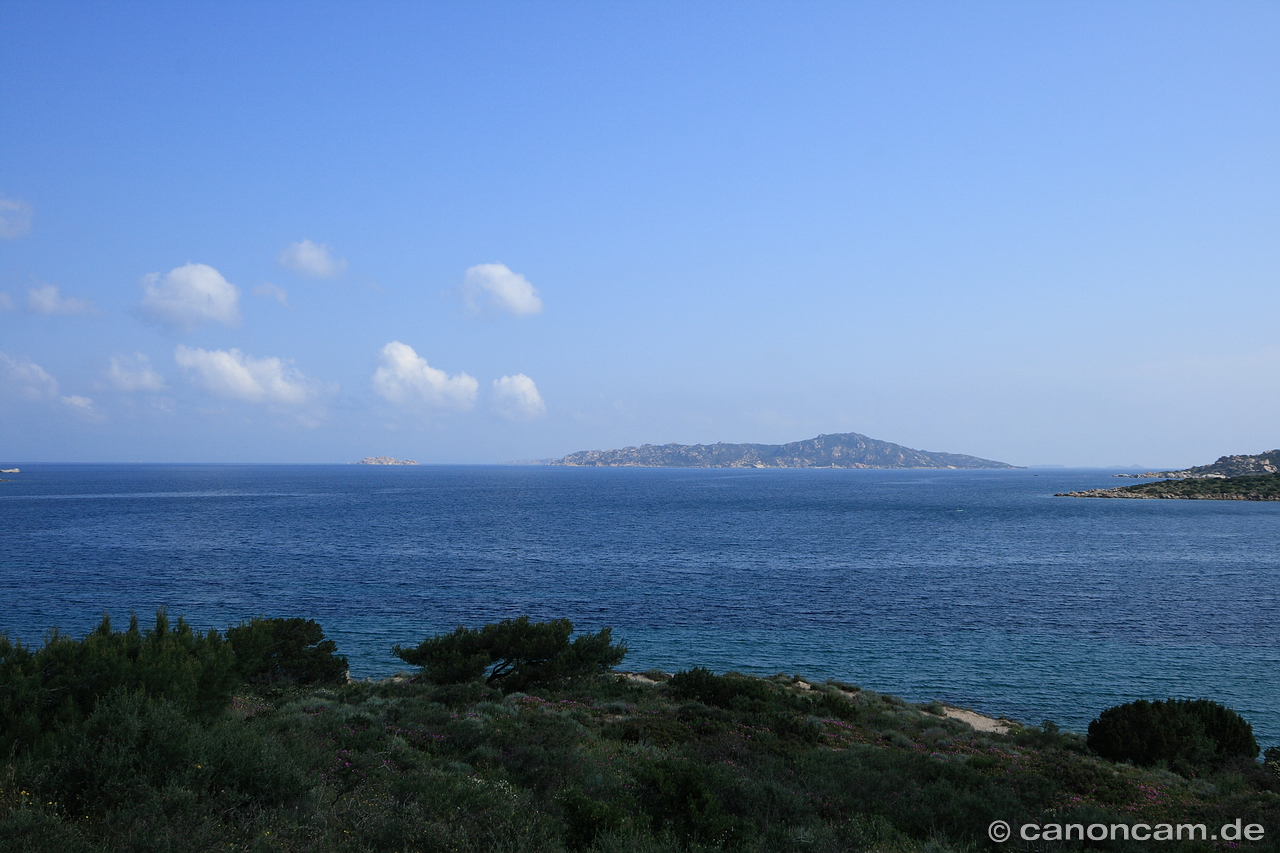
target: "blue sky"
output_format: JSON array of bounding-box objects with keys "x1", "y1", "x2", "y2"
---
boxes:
[{"x1": 1, "y1": 2, "x2": 1276, "y2": 466}]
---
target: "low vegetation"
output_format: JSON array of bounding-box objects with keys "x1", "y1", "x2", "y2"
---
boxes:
[
  {"x1": 1, "y1": 613, "x2": 1278, "y2": 852},
  {"x1": 1088, "y1": 698, "x2": 1259, "y2": 776},
  {"x1": 1112, "y1": 473, "x2": 1280, "y2": 500}
]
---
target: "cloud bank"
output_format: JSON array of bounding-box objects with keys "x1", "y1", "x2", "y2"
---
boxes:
[
  {"x1": 278, "y1": 240, "x2": 346, "y2": 278},
  {"x1": 372, "y1": 341, "x2": 478, "y2": 410},
  {"x1": 492, "y1": 374, "x2": 546, "y2": 420},
  {"x1": 28, "y1": 284, "x2": 97, "y2": 316},
  {"x1": 107, "y1": 353, "x2": 166, "y2": 392},
  {"x1": 463, "y1": 264, "x2": 543, "y2": 316},
  {"x1": 175, "y1": 345, "x2": 312, "y2": 405},
  {"x1": 0, "y1": 197, "x2": 32, "y2": 239},
  {"x1": 140, "y1": 264, "x2": 241, "y2": 329}
]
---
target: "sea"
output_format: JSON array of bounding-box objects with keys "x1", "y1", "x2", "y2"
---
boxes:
[{"x1": 2, "y1": 464, "x2": 1277, "y2": 746}]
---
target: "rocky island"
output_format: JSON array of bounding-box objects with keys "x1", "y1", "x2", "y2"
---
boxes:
[
  {"x1": 552, "y1": 432, "x2": 1018, "y2": 469},
  {"x1": 356, "y1": 456, "x2": 418, "y2": 466}
]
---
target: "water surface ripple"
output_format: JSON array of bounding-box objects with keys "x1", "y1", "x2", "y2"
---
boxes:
[{"x1": 2, "y1": 464, "x2": 1277, "y2": 744}]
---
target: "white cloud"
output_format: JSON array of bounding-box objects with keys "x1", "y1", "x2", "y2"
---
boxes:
[
  {"x1": 60, "y1": 394, "x2": 103, "y2": 419},
  {"x1": 372, "y1": 341, "x2": 478, "y2": 411},
  {"x1": 28, "y1": 284, "x2": 97, "y2": 316},
  {"x1": 253, "y1": 283, "x2": 290, "y2": 305},
  {"x1": 463, "y1": 263, "x2": 543, "y2": 316},
  {"x1": 0, "y1": 351, "x2": 59, "y2": 399},
  {"x1": 107, "y1": 353, "x2": 166, "y2": 392},
  {"x1": 492, "y1": 374, "x2": 546, "y2": 420},
  {"x1": 139, "y1": 263, "x2": 241, "y2": 329},
  {"x1": 61, "y1": 394, "x2": 92, "y2": 409},
  {"x1": 0, "y1": 197, "x2": 32, "y2": 239},
  {"x1": 0, "y1": 293, "x2": 12, "y2": 311},
  {"x1": 278, "y1": 240, "x2": 346, "y2": 278},
  {"x1": 0, "y1": 353, "x2": 103, "y2": 419},
  {"x1": 174, "y1": 345, "x2": 313, "y2": 405}
]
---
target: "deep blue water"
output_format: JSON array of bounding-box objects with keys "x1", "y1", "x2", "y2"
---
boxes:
[{"x1": 2, "y1": 464, "x2": 1277, "y2": 745}]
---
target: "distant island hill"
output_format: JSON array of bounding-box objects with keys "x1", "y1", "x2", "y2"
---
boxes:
[
  {"x1": 1058, "y1": 449, "x2": 1280, "y2": 501},
  {"x1": 356, "y1": 457, "x2": 419, "y2": 466},
  {"x1": 550, "y1": 432, "x2": 1019, "y2": 469}
]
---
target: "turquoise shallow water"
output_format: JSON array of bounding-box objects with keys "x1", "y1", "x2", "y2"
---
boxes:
[{"x1": 2, "y1": 464, "x2": 1277, "y2": 745}]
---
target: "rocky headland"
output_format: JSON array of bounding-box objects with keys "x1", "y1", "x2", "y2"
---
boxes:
[
  {"x1": 356, "y1": 456, "x2": 418, "y2": 466},
  {"x1": 1058, "y1": 472, "x2": 1280, "y2": 501},
  {"x1": 1113, "y1": 450, "x2": 1280, "y2": 479},
  {"x1": 552, "y1": 432, "x2": 1018, "y2": 469}
]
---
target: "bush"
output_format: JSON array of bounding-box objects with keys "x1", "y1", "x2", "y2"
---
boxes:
[
  {"x1": 38, "y1": 688, "x2": 309, "y2": 817},
  {"x1": 226, "y1": 616, "x2": 348, "y2": 687},
  {"x1": 0, "y1": 611, "x2": 235, "y2": 754},
  {"x1": 1087, "y1": 698, "x2": 1258, "y2": 774},
  {"x1": 392, "y1": 616, "x2": 626, "y2": 691},
  {"x1": 635, "y1": 758, "x2": 742, "y2": 846},
  {"x1": 668, "y1": 667, "x2": 774, "y2": 709}
]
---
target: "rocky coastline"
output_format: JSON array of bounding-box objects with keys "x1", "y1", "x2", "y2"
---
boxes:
[
  {"x1": 1113, "y1": 451, "x2": 1279, "y2": 479},
  {"x1": 1058, "y1": 471, "x2": 1280, "y2": 501},
  {"x1": 1057, "y1": 487, "x2": 1280, "y2": 501}
]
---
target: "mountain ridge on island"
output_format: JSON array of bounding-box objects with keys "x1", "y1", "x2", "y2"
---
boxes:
[{"x1": 551, "y1": 432, "x2": 1018, "y2": 469}]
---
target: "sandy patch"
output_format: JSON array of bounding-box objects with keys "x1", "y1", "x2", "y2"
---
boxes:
[
  {"x1": 941, "y1": 705, "x2": 1013, "y2": 734},
  {"x1": 618, "y1": 671, "x2": 664, "y2": 686}
]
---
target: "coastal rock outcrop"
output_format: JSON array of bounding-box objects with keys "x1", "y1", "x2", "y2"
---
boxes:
[
  {"x1": 1114, "y1": 450, "x2": 1280, "y2": 479},
  {"x1": 357, "y1": 456, "x2": 418, "y2": 466}
]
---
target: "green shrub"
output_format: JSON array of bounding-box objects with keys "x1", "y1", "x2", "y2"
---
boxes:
[
  {"x1": 559, "y1": 788, "x2": 626, "y2": 850},
  {"x1": 226, "y1": 616, "x2": 348, "y2": 687},
  {"x1": 636, "y1": 758, "x2": 742, "y2": 847},
  {"x1": 1087, "y1": 698, "x2": 1258, "y2": 774},
  {"x1": 668, "y1": 667, "x2": 773, "y2": 709},
  {"x1": 0, "y1": 611, "x2": 235, "y2": 754},
  {"x1": 39, "y1": 688, "x2": 309, "y2": 816},
  {"x1": 1265, "y1": 745, "x2": 1280, "y2": 776},
  {"x1": 393, "y1": 616, "x2": 626, "y2": 691}
]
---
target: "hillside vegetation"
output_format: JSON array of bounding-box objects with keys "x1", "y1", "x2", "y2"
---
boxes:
[{"x1": 1, "y1": 614, "x2": 1277, "y2": 852}]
